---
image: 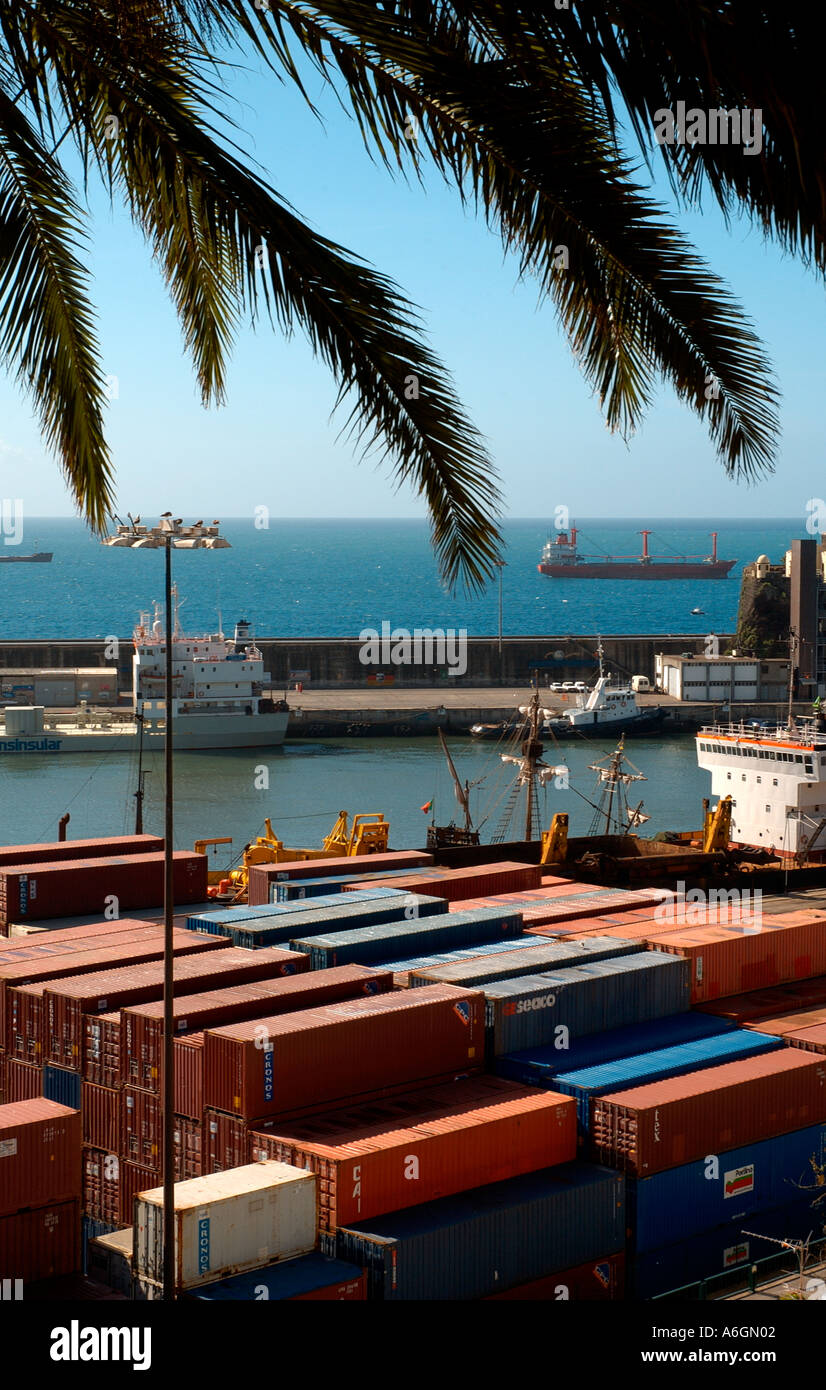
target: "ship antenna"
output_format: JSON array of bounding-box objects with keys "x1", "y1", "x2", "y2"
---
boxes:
[{"x1": 596, "y1": 636, "x2": 605, "y2": 681}]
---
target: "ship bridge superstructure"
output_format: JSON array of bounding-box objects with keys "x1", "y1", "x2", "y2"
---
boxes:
[{"x1": 696, "y1": 717, "x2": 826, "y2": 860}]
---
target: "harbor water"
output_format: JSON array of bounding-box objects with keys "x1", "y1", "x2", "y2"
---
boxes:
[{"x1": 0, "y1": 734, "x2": 708, "y2": 858}]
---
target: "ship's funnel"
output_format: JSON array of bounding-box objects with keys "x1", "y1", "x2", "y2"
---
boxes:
[{"x1": 234, "y1": 618, "x2": 253, "y2": 645}]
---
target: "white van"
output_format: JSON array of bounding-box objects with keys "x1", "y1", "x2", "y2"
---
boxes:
[{"x1": 631, "y1": 675, "x2": 651, "y2": 693}]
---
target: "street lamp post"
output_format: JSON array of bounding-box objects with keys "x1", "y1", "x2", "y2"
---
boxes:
[
  {"x1": 495, "y1": 560, "x2": 506, "y2": 681},
  {"x1": 103, "y1": 514, "x2": 230, "y2": 1300}
]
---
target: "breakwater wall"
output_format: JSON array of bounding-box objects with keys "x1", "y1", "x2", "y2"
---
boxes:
[{"x1": 0, "y1": 633, "x2": 733, "y2": 693}]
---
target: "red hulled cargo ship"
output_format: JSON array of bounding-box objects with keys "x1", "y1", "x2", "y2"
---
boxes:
[{"x1": 538, "y1": 527, "x2": 736, "y2": 579}]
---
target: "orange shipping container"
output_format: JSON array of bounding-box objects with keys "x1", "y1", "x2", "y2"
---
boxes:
[
  {"x1": 591, "y1": 1048, "x2": 826, "y2": 1175},
  {"x1": 249, "y1": 1077, "x2": 576, "y2": 1229},
  {"x1": 784, "y1": 1023, "x2": 826, "y2": 1055},
  {"x1": 696, "y1": 975, "x2": 826, "y2": 1024},
  {"x1": 642, "y1": 916, "x2": 826, "y2": 1003}
]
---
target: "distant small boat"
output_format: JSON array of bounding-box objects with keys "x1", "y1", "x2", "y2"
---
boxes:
[
  {"x1": 690, "y1": 607, "x2": 704, "y2": 615},
  {"x1": 0, "y1": 552, "x2": 52, "y2": 564}
]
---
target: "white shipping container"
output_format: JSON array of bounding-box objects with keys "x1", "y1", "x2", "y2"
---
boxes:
[{"x1": 133, "y1": 1162, "x2": 317, "y2": 1292}]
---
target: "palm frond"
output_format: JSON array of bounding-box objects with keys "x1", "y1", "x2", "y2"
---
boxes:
[{"x1": 0, "y1": 88, "x2": 112, "y2": 530}]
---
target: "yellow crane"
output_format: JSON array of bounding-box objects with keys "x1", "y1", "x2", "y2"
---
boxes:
[
  {"x1": 702, "y1": 796, "x2": 732, "y2": 854},
  {"x1": 195, "y1": 812, "x2": 390, "y2": 900},
  {"x1": 540, "y1": 812, "x2": 569, "y2": 865}
]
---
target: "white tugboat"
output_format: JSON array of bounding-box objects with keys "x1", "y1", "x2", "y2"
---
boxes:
[{"x1": 0, "y1": 591, "x2": 289, "y2": 754}]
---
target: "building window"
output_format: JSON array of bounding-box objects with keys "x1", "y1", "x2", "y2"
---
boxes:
[
  {"x1": 757, "y1": 776, "x2": 761, "y2": 784},
  {"x1": 742, "y1": 773, "x2": 746, "y2": 781},
  {"x1": 727, "y1": 772, "x2": 732, "y2": 780},
  {"x1": 773, "y1": 779, "x2": 778, "y2": 786},
  {"x1": 765, "y1": 804, "x2": 771, "y2": 812}
]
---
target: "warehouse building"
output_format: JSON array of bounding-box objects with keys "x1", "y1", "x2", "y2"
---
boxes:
[
  {"x1": 0, "y1": 668, "x2": 118, "y2": 707},
  {"x1": 654, "y1": 654, "x2": 790, "y2": 702}
]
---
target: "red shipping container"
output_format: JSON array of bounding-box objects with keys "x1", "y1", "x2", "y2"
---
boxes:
[
  {"x1": 122, "y1": 1086, "x2": 161, "y2": 1168},
  {"x1": 7, "y1": 930, "x2": 224, "y2": 1062},
  {"x1": 247, "y1": 851, "x2": 433, "y2": 904},
  {"x1": 34, "y1": 940, "x2": 287, "y2": 1069},
  {"x1": 82, "y1": 1145, "x2": 120, "y2": 1225},
  {"x1": 82, "y1": 1083, "x2": 119, "y2": 1151},
  {"x1": 204, "y1": 1107, "x2": 247, "y2": 1174},
  {"x1": 0, "y1": 1199, "x2": 80, "y2": 1282},
  {"x1": 0, "y1": 1098, "x2": 81, "y2": 1216},
  {"x1": 785, "y1": 1023, "x2": 826, "y2": 1054},
  {"x1": 249, "y1": 1079, "x2": 575, "y2": 1229},
  {"x1": 121, "y1": 964, "x2": 394, "y2": 1092},
  {"x1": 591, "y1": 1048, "x2": 826, "y2": 1175},
  {"x1": 119, "y1": 1160, "x2": 159, "y2": 1226},
  {"x1": 743, "y1": 1006, "x2": 826, "y2": 1037},
  {"x1": 0, "y1": 834, "x2": 164, "y2": 869},
  {"x1": 5, "y1": 1058, "x2": 41, "y2": 1102},
  {"x1": 293, "y1": 1268, "x2": 366, "y2": 1300},
  {"x1": 173, "y1": 1034, "x2": 204, "y2": 1120},
  {"x1": 84, "y1": 1012, "x2": 122, "y2": 1087},
  {"x1": 204, "y1": 984, "x2": 485, "y2": 1121},
  {"x1": 174, "y1": 1115, "x2": 202, "y2": 1181},
  {"x1": 483, "y1": 1252, "x2": 625, "y2": 1300},
  {"x1": 696, "y1": 975, "x2": 826, "y2": 1024},
  {"x1": 0, "y1": 921, "x2": 192, "y2": 1043},
  {"x1": 0, "y1": 850, "x2": 208, "y2": 923},
  {"x1": 346, "y1": 861, "x2": 541, "y2": 904},
  {"x1": 642, "y1": 916, "x2": 826, "y2": 1003}
]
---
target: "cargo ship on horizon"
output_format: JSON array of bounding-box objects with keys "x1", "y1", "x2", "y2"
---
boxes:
[{"x1": 538, "y1": 527, "x2": 736, "y2": 579}]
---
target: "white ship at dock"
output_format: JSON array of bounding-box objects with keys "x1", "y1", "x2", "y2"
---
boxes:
[
  {"x1": 697, "y1": 715, "x2": 826, "y2": 861},
  {"x1": 0, "y1": 591, "x2": 289, "y2": 754}
]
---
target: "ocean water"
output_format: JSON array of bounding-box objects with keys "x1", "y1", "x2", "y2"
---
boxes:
[{"x1": 0, "y1": 516, "x2": 806, "y2": 640}]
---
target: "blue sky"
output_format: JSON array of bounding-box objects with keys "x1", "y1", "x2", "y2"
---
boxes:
[{"x1": 2, "y1": 47, "x2": 825, "y2": 524}]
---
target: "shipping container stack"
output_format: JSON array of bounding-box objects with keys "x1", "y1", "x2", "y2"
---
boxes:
[
  {"x1": 0, "y1": 1099, "x2": 83, "y2": 1284},
  {"x1": 10, "y1": 839, "x2": 826, "y2": 1302}
]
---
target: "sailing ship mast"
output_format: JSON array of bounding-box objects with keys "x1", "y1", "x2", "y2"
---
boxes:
[
  {"x1": 437, "y1": 729, "x2": 474, "y2": 833},
  {"x1": 587, "y1": 737, "x2": 649, "y2": 836}
]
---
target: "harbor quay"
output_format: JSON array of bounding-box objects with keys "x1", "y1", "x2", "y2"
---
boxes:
[
  {"x1": 0, "y1": 632, "x2": 728, "y2": 692},
  {"x1": 0, "y1": 632, "x2": 814, "y2": 737}
]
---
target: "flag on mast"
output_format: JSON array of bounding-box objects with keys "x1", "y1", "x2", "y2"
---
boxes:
[{"x1": 421, "y1": 799, "x2": 433, "y2": 814}]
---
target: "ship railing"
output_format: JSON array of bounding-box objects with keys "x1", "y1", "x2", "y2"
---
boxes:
[{"x1": 698, "y1": 718, "x2": 826, "y2": 745}]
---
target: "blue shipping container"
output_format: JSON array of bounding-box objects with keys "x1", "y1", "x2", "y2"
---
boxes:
[
  {"x1": 380, "y1": 932, "x2": 563, "y2": 974},
  {"x1": 42, "y1": 1064, "x2": 82, "y2": 1111},
  {"x1": 228, "y1": 895, "x2": 448, "y2": 950},
  {"x1": 333, "y1": 1163, "x2": 625, "y2": 1300},
  {"x1": 188, "y1": 1253, "x2": 365, "y2": 1300},
  {"x1": 630, "y1": 1121, "x2": 826, "y2": 1254},
  {"x1": 484, "y1": 952, "x2": 691, "y2": 1056},
  {"x1": 630, "y1": 1197, "x2": 824, "y2": 1300},
  {"x1": 81, "y1": 1216, "x2": 117, "y2": 1275},
  {"x1": 551, "y1": 1030, "x2": 782, "y2": 1138},
  {"x1": 186, "y1": 887, "x2": 405, "y2": 933},
  {"x1": 291, "y1": 906, "x2": 524, "y2": 969},
  {"x1": 495, "y1": 1012, "x2": 738, "y2": 1086},
  {"x1": 405, "y1": 936, "x2": 641, "y2": 988}
]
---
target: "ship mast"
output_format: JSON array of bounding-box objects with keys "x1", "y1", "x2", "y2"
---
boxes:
[
  {"x1": 522, "y1": 690, "x2": 544, "y2": 841},
  {"x1": 437, "y1": 728, "x2": 474, "y2": 833},
  {"x1": 787, "y1": 628, "x2": 798, "y2": 732}
]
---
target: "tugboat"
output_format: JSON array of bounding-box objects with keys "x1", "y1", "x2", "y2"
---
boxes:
[{"x1": 470, "y1": 644, "x2": 665, "y2": 741}]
